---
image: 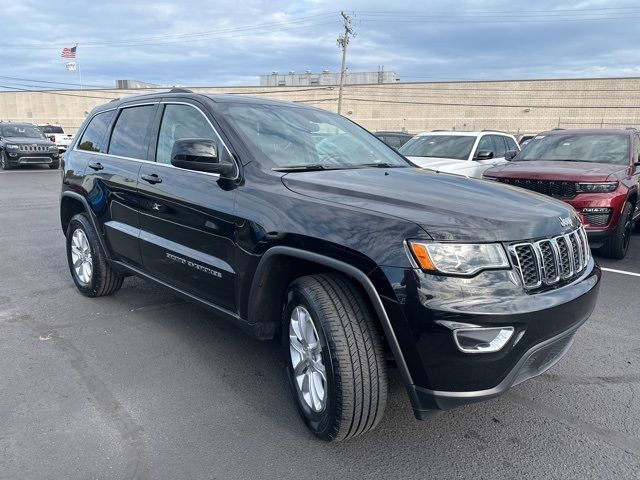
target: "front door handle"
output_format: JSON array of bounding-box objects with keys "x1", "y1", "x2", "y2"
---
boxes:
[
  {"x1": 88, "y1": 161, "x2": 104, "y2": 171},
  {"x1": 141, "y1": 173, "x2": 162, "y2": 184}
]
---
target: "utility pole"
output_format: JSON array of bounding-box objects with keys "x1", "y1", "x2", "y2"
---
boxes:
[{"x1": 337, "y1": 11, "x2": 353, "y2": 115}]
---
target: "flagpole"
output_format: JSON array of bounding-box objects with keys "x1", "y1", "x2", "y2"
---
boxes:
[{"x1": 75, "y1": 44, "x2": 83, "y2": 91}]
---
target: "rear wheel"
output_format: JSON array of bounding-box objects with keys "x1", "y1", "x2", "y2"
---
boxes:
[
  {"x1": 282, "y1": 273, "x2": 387, "y2": 441},
  {"x1": 66, "y1": 213, "x2": 123, "y2": 297},
  {"x1": 600, "y1": 201, "x2": 633, "y2": 259}
]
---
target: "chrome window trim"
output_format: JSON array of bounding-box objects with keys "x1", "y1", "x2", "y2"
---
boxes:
[{"x1": 72, "y1": 100, "x2": 239, "y2": 181}]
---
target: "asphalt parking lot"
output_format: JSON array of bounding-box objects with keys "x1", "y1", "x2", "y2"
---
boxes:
[{"x1": 1, "y1": 167, "x2": 639, "y2": 480}]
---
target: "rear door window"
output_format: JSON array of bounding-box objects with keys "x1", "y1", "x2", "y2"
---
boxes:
[
  {"x1": 505, "y1": 136, "x2": 518, "y2": 151},
  {"x1": 108, "y1": 105, "x2": 156, "y2": 159},
  {"x1": 77, "y1": 110, "x2": 116, "y2": 153},
  {"x1": 491, "y1": 135, "x2": 507, "y2": 157}
]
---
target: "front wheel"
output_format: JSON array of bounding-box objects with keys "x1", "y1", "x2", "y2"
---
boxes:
[
  {"x1": 282, "y1": 273, "x2": 387, "y2": 441},
  {"x1": 600, "y1": 201, "x2": 633, "y2": 259},
  {"x1": 0, "y1": 150, "x2": 12, "y2": 170}
]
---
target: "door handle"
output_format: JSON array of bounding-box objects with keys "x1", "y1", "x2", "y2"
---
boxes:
[
  {"x1": 141, "y1": 173, "x2": 162, "y2": 184},
  {"x1": 88, "y1": 161, "x2": 104, "y2": 171}
]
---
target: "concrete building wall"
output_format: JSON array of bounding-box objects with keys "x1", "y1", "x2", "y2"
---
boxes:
[{"x1": 1, "y1": 77, "x2": 639, "y2": 136}]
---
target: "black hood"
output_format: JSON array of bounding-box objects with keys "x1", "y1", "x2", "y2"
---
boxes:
[
  {"x1": 281, "y1": 167, "x2": 580, "y2": 242},
  {"x1": 4, "y1": 136, "x2": 55, "y2": 146}
]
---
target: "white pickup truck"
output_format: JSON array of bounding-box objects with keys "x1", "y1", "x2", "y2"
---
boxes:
[
  {"x1": 38, "y1": 124, "x2": 74, "y2": 153},
  {"x1": 399, "y1": 130, "x2": 520, "y2": 178}
]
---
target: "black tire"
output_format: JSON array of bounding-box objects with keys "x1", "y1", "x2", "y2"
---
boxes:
[
  {"x1": 66, "y1": 213, "x2": 123, "y2": 297},
  {"x1": 600, "y1": 201, "x2": 633, "y2": 259},
  {"x1": 282, "y1": 273, "x2": 387, "y2": 441},
  {"x1": 0, "y1": 150, "x2": 12, "y2": 170}
]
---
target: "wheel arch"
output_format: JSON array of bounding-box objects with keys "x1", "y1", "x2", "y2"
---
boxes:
[
  {"x1": 60, "y1": 191, "x2": 111, "y2": 257},
  {"x1": 247, "y1": 246, "x2": 413, "y2": 385}
]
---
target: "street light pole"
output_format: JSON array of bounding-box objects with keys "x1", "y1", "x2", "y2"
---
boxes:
[{"x1": 337, "y1": 11, "x2": 353, "y2": 115}]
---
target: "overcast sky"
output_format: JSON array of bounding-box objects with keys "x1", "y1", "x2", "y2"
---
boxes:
[{"x1": 1, "y1": 0, "x2": 639, "y2": 90}]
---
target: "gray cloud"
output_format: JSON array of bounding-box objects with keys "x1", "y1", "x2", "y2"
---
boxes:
[{"x1": 0, "y1": 0, "x2": 638, "y2": 90}]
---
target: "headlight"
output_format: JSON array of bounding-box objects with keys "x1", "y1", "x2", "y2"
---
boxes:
[
  {"x1": 408, "y1": 241, "x2": 509, "y2": 275},
  {"x1": 576, "y1": 182, "x2": 618, "y2": 193},
  {"x1": 6, "y1": 144, "x2": 19, "y2": 150}
]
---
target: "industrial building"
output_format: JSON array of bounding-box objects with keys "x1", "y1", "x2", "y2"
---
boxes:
[
  {"x1": 259, "y1": 70, "x2": 400, "y2": 86},
  {"x1": 1, "y1": 76, "x2": 639, "y2": 136}
]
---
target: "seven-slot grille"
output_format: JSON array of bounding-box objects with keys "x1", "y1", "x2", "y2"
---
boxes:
[
  {"x1": 18, "y1": 145, "x2": 48, "y2": 152},
  {"x1": 510, "y1": 227, "x2": 590, "y2": 290},
  {"x1": 497, "y1": 178, "x2": 577, "y2": 198}
]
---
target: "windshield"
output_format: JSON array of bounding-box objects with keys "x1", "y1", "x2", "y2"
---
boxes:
[
  {"x1": 399, "y1": 135, "x2": 475, "y2": 160},
  {"x1": 518, "y1": 134, "x2": 629, "y2": 164},
  {"x1": 39, "y1": 125, "x2": 64, "y2": 134},
  {"x1": 216, "y1": 103, "x2": 409, "y2": 169},
  {"x1": 0, "y1": 124, "x2": 47, "y2": 139}
]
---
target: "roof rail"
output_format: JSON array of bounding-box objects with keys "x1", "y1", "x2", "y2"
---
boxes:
[
  {"x1": 624, "y1": 127, "x2": 638, "y2": 131},
  {"x1": 551, "y1": 128, "x2": 565, "y2": 130},
  {"x1": 109, "y1": 98, "x2": 120, "y2": 102},
  {"x1": 481, "y1": 129, "x2": 508, "y2": 134},
  {"x1": 168, "y1": 88, "x2": 193, "y2": 93}
]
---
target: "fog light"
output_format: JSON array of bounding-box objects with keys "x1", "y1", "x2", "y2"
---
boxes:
[
  {"x1": 582, "y1": 207, "x2": 611, "y2": 214},
  {"x1": 453, "y1": 327, "x2": 514, "y2": 354}
]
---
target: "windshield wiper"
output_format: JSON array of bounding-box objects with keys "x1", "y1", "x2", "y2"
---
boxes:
[
  {"x1": 355, "y1": 162, "x2": 406, "y2": 168},
  {"x1": 272, "y1": 164, "x2": 330, "y2": 172}
]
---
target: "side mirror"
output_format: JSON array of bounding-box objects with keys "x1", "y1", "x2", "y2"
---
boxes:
[
  {"x1": 475, "y1": 150, "x2": 494, "y2": 160},
  {"x1": 504, "y1": 150, "x2": 518, "y2": 161},
  {"x1": 170, "y1": 138, "x2": 235, "y2": 176}
]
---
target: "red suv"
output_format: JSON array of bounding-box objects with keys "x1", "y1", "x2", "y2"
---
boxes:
[{"x1": 483, "y1": 128, "x2": 640, "y2": 259}]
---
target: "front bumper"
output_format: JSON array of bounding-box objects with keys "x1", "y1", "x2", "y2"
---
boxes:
[
  {"x1": 6, "y1": 152, "x2": 58, "y2": 166},
  {"x1": 374, "y1": 260, "x2": 600, "y2": 419}
]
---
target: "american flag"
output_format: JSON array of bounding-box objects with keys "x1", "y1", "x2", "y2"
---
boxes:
[{"x1": 61, "y1": 46, "x2": 77, "y2": 59}]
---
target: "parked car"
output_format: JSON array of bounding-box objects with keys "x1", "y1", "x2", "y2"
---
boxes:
[
  {"x1": 483, "y1": 128, "x2": 640, "y2": 259},
  {"x1": 0, "y1": 122, "x2": 60, "y2": 170},
  {"x1": 399, "y1": 130, "x2": 520, "y2": 178},
  {"x1": 518, "y1": 133, "x2": 537, "y2": 146},
  {"x1": 38, "y1": 124, "x2": 74, "y2": 153},
  {"x1": 60, "y1": 91, "x2": 600, "y2": 441},
  {"x1": 374, "y1": 131, "x2": 414, "y2": 149}
]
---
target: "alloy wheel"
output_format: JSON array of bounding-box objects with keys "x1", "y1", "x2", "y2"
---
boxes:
[
  {"x1": 289, "y1": 305, "x2": 327, "y2": 412},
  {"x1": 70, "y1": 228, "x2": 93, "y2": 285}
]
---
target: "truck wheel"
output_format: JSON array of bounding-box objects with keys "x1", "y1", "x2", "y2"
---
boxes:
[
  {"x1": 1, "y1": 150, "x2": 12, "y2": 170},
  {"x1": 282, "y1": 273, "x2": 387, "y2": 441},
  {"x1": 600, "y1": 201, "x2": 633, "y2": 259},
  {"x1": 66, "y1": 213, "x2": 123, "y2": 297}
]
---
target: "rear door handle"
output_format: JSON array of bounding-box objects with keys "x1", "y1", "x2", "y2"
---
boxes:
[
  {"x1": 141, "y1": 173, "x2": 162, "y2": 184},
  {"x1": 88, "y1": 161, "x2": 104, "y2": 171}
]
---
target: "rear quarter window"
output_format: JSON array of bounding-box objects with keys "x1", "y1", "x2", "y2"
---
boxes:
[{"x1": 77, "y1": 110, "x2": 116, "y2": 153}]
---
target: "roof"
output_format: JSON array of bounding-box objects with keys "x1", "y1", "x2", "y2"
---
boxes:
[
  {"x1": 539, "y1": 128, "x2": 636, "y2": 136},
  {"x1": 374, "y1": 131, "x2": 413, "y2": 136}
]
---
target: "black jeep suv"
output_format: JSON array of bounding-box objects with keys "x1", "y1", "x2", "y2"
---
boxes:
[
  {"x1": 0, "y1": 122, "x2": 60, "y2": 169},
  {"x1": 60, "y1": 90, "x2": 600, "y2": 441}
]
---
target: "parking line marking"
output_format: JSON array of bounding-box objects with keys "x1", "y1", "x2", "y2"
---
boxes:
[{"x1": 601, "y1": 267, "x2": 640, "y2": 278}]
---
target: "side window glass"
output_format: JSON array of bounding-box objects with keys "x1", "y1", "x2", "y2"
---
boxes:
[
  {"x1": 635, "y1": 134, "x2": 640, "y2": 162},
  {"x1": 386, "y1": 136, "x2": 402, "y2": 148},
  {"x1": 505, "y1": 136, "x2": 518, "y2": 151},
  {"x1": 156, "y1": 104, "x2": 221, "y2": 165},
  {"x1": 492, "y1": 135, "x2": 507, "y2": 157},
  {"x1": 108, "y1": 105, "x2": 156, "y2": 159},
  {"x1": 77, "y1": 110, "x2": 116, "y2": 153},
  {"x1": 476, "y1": 135, "x2": 493, "y2": 156}
]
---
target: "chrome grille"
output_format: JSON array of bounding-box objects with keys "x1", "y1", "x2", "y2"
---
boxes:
[
  {"x1": 511, "y1": 227, "x2": 590, "y2": 290},
  {"x1": 19, "y1": 144, "x2": 47, "y2": 152}
]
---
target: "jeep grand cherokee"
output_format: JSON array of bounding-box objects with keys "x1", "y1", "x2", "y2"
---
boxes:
[{"x1": 60, "y1": 90, "x2": 600, "y2": 441}]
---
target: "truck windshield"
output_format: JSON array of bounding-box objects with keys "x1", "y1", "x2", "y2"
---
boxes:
[
  {"x1": 217, "y1": 103, "x2": 409, "y2": 169},
  {"x1": 0, "y1": 125, "x2": 47, "y2": 139},
  {"x1": 399, "y1": 135, "x2": 475, "y2": 160},
  {"x1": 518, "y1": 134, "x2": 629, "y2": 164},
  {"x1": 39, "y1": 125, "x2": 65, "y2": 134}
]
